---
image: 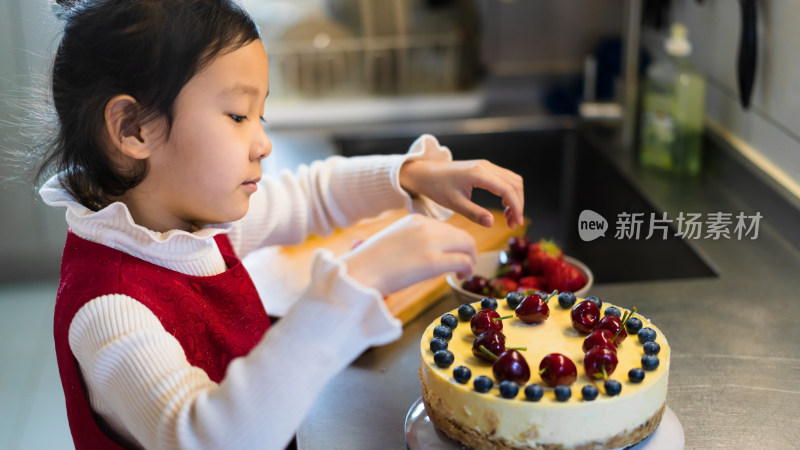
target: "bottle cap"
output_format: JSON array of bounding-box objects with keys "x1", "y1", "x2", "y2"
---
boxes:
[{"x1": 665, "y1": 23, "x2": 691, "y2": 57}]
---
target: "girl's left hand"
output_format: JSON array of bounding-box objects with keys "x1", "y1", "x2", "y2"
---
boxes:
[{"x1": 399, "y1": 159, "x2": 525, "y2": 228}]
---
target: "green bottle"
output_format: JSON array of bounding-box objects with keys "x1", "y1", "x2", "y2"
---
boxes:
[{"x1": 639, "y1": 24, "x2": 705, "y2": 177}]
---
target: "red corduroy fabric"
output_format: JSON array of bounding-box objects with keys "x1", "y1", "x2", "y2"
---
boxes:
[{"x1": 53, "y1": 230, "x2": 270, "y2": 448}]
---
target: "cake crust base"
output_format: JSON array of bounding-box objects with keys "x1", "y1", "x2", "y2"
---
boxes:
[{"x1": 419, "y1": 368, "x2": 665, "y2": 450}]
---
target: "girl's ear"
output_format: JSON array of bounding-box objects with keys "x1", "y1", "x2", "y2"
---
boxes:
[{"x1": 104, "y1": 95, "x2": 150, "y2": 160}]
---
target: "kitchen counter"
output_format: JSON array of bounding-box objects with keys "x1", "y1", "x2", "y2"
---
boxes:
[{"x1": 295, "y1": 118, "x2": 800, "y2": 449}]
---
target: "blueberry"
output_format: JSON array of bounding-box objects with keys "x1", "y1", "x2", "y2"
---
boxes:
[
  {"x1": 474, "y1": 376, "x2": 493, "y2": 393},
  {"x1": 429, "y1": 336, "x2": 448, "y2": 352},
  {"x1": 506, "y1": 292, "x2": 525, "y2": 309},
  {"x1": 585, "y1": 296, "x2": 602, "y2": 309},
  {"x1": 638, "y1": 327, "x2": 657, "y2": 343},
  {"x1": 604, "y1": 380, "x2": 622, "y2": 396},
  {"x1": 481, "y1": 297, "x2": 498, "y2": 310},
  {"x1": 554, "y1": 385, "x2": 572, "y2": 402},
  {"x1": 625, "y1": 317, "x2": 643, "y2": 334},
  {"x1": 524, "y1": 384, "x2": 544, "y2": 401},
  {"x1": 642, "y1": 354, "x2": 660, "y2": 371},
  {"x1": 581, "y1": 385, "x2": 599, "y2": 401},
  {"x1": 643, "y1": 341, "x2": 661, "y2": 355},
  {"x1": 433, "y1": 325, "x2": 452, "y2": 342},
  {"x1": 499, "y1": 381, "x2": 520, "y2": 399},
  {"x1": 458, "y1": 304, "x2": 477, "y2": 321},
  {"x1": 604, "y1": 306, "x2": 621, "y2": 317},
  {"x1": 557, "y1": 292, "x2": 577, "y2": 309},
  {"x1": 628, "y1": 368, "x2": 645, "y2": 383},
  {"x1": 453, "y1": 366, "x2": 471, "y2": 384},
  {"x1": 441, "y1": 313, "x2": 458, "y2": 330},
  {"x1": 433, "y1": 350, "x2": 454, "y2": 368}
]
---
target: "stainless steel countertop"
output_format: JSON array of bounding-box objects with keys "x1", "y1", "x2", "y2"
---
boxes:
[{"x1": 296, "y1": 123, "x2": 800, "y2": 449}]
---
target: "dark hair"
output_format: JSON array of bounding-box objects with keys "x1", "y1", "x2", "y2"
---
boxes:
[{"x1": 35, "y1": 0, "x2": 260, "y2": 210}]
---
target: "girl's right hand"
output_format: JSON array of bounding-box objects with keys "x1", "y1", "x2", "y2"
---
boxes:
[{"x1": 340, "y1": 214, "x2": 477, "y2": 297}]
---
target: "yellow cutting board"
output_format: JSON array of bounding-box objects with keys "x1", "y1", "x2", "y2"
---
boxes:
[{"x1": 277, "y1": 209, "x2": 528, "y2": 325}]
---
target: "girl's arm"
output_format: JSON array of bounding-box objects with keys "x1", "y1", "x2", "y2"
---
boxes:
[
  {"x1": 229, "y1": 134, "x2": 453, "y2": 258},
  {"x1": 69, "y1": 250, "x2": 400, "y2": 450}
]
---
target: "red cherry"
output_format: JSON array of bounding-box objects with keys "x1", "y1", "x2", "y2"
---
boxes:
[
  {"x1": 594, "y1": 315, "x2": 628, "y2": 344},
  {"x1": 472, "y1": 330, "x2": 506, "y2": 362},
  {"x1": 470, "y1": 309, "x2": 511, "y2": 335},
  {"x1": 584, "y1": 346, "x2": 619, "y2": 380},
  {"x1": 515, "y1": 292, "x2": 552, "y2": 324},
  {"x1": 538, "y1": 353, "x2": 577, "y2": 387},
  {"x1": 462, "y1": 275, "x2": 490, "y2": 295},
  {"x1": 490, "y1": 277, "x2": 518, "y2": 298},
  {"x1": 582, "y1": 329, "x2": 617, "y2": 353},
  {"x1": 492, "y1": 349, "x2": 531, "y2": 385},
  {"x1": 571, "y1": 300, "x2": 600, "y2": 333},
  {"x1": 464, "y1": 276, "x2": 491, "y2": 295},
  {"x1": 508, "y1": 236, "x2": 531, "y2": 261},
  {"x1": 498, "y1": 261, "x2": 525, "y2": 281}
]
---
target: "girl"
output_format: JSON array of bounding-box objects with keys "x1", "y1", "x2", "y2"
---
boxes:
[{"x1": 37, "y1": 0, "x2": 524, "y2": 448}]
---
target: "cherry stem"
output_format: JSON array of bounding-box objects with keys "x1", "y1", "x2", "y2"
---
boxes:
[
  {"x1": 611, "y1": 306, "x2": 637, "y2": 343},
  {"x1": 479, "y1": 345, "x2": 499, "y2": 361},
  {"x1": 592, "y1": 364, "x2": 608, "y2": 381},
  {"x1": 493, "y1": 315, "x2": 513, "y2": 322},
  {"x1": 544, "y1": 289, "x2": 558, "y2": 304},
  {"x1": 493, "y1": 266, "x2": 509, "y2": 279},
  {"x1": 507, "y1": 346, "x2": 527, "y2": 351},
  {"x1": 539, "y1": 367, "x2": 547, "y2": 375}
]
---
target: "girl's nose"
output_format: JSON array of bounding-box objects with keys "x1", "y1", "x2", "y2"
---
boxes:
[{"x1": 253, "y1": 125, "x2": 272, "y2": 161}]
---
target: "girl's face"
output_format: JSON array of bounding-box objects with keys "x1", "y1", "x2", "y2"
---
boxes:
[{"x1": 131, "y1": 39, "x2": 271, "y2": 232}]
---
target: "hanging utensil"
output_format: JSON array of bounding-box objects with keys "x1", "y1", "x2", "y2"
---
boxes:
[{"x1": 737, "y1": 0, "x2": 757, "y2": 109}]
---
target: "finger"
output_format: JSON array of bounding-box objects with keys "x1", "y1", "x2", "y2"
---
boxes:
[
  {"x1": 493, "y1": 166, "x2": 525, "y2": 227},
  {"x1": 504, "y1": 205, "x2": 524, "y2": 229},
  {"x1": 501, "y1": 184, "x2": 524, "y2": 228},
  {"x1": 413, "y1": 219, "x2": 477, "y2": 262},
  {"x1": 504, "y1": 206, "x2": 516, "y2": 228},
  {"x1": 449, "y1": 193, "x2": 495, "y2": 228},
  {"x1": 455, "y1": 267, "x2": 474, "y2": 280},
  {"x1": 436, "y1": 226, "x2": 478, "y2": 263},
  {"x1": 488, "y1": 181, "x2": 523, "y2": 226},
  {"x1": 435, "y1": 252, "x2": 476, "y2": 280},
  {"x1": 470, "y1": 165, "x2": 523, "y2": 214}
]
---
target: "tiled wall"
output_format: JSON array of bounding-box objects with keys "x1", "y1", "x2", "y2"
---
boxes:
[{"x1": 659, "y1": 0, "x2": 800, "y2": 194}]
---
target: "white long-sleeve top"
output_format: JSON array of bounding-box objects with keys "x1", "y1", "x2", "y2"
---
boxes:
[{"x1": 41, "y1": 134, "x2": 453, "y2": 449}]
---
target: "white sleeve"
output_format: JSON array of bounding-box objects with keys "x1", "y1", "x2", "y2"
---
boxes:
[
  {"x1": 69, "y1": 250, "x2": 401, "y2": 450},
  {"x1": 228, "y1": 133, "x2": 454, "y2": 258}
]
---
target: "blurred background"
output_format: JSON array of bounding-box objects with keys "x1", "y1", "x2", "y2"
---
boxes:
[{"x1": 2, "y1": 0, "x2": 800, "y2": 448}]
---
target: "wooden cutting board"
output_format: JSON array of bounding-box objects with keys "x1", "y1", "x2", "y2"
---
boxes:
[{"x1": 277, "y1": 209, "x2": 528, "y2": 325}]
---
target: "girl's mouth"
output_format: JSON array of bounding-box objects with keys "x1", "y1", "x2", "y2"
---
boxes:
[{"x1": 242, "y1": 177, "x2": 260, "y2": 193}]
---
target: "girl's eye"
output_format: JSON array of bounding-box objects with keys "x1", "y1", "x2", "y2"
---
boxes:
[
  {"x1": 230, "y1": 114, "x2": 247, "y2": 123},
  {"x1": 259, "y1": 116, "x2": 266, "y2": 124}
]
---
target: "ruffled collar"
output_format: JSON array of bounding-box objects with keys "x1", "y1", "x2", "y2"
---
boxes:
[{"x1": 40, "y1": 175, "x2": 230, "y2": 276}]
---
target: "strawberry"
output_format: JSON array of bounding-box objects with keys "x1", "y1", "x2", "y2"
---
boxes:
[
  {"x1": 532, "y1": 275, "x2": 549, "y2": 290},
  {"x1": 542, "y1": 258, "x2": 586, "y2": 293},
  {"x1": 490, "y1": 277, "x2": 519, "y2": 298},
  {"x1": 518, "y1": 276, "x2": 544, "y2": 291},
  {"x1": 526, "y1": 239, "x2": 563, "y2": 275}
]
